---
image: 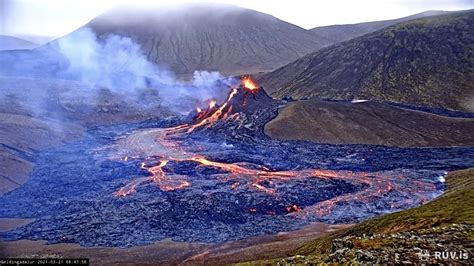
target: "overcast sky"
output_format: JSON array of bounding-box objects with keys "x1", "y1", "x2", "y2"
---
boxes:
[{"x1": 1, "y1": 0, "x2": 473, "y2": 38}]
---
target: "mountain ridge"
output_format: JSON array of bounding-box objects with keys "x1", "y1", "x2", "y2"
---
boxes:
[
  {"x1": 79, "y1": 3, "x2": 328, "y2": 76},
  {"x1": 310, "y1": 10, "x2": 453, "y2": 44},
  {"x1": 0, "y1": 35, "x2": 38, "y2": 51},
  {"x1": 259, "y1": 10, "x2": 474, "y2": 112}
]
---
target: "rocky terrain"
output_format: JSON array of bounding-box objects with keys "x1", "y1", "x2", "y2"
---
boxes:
[
  {"x1": 245, "y1": 167, "x2": 474, "y2": 264},
  {"x1": 1, "y1": 81, "x2": 473, "y2": 264},
  {"x1": 1, "y1": 84, "x2": 473, "y2": 249},
  {"x1": 265, "y1": 99, "x2": 474, "y2": 147},
  {"x1": 0, "y1": 113, "x2": 83, "y2": 195},
  {"x1": 278, "y1": 224, "x2": 472, "y2": 264},
  {"x1": 259, "y1": 11, "x2": 474, "y2": 112}
]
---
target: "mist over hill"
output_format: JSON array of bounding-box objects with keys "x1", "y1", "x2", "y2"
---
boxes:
[
  {"x1": 80, "y1": 3, "x2": 328, "y2": 76},
  {"x1": 0, "y1": 35, "x2": 38, "y2": 51},
  {"x1": 0, "y1": 4, "x2": 455, "y2": 81}
]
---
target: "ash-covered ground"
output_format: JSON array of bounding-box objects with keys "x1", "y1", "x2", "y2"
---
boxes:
[{"x1": 1, "y1": 84, "x2": 474, "y2": 247}]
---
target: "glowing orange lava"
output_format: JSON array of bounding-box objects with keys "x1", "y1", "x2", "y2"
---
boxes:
[
  {"x1": 112, "y1": 78, "x2": 438, "y2": 219},
  {"x1": 115, "y1": 159, "x2": 191, "y2": 197},
  {"x1": 242, "y1": 76, "x2": 258, "y2": 92},
  {"x1": 287, "y1": 205, "x2": 302, "y2": 213},
  {"x1": 185, "y1": 88, "x2": 238, "y2": 133}
]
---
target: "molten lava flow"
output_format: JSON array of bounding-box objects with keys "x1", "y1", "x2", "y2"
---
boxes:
[
  {"x1": 114, "y1": 177, "x2": 150, "y2": 197},
  {"x1": 185, "y1": 88, "x2": 238, "y2": 133},
  {"x1": 115, "y1": 159, "x2": 191, "y2": 197},
  {"x1": 166, "y1": 77, "x2": 260, "y2": 135},
  {"x1": 112, "y1": 77, "x2": 439, "y2": 219},
  {"x1": 242, "y1": 76, "x2": 258, "y2": 92}
]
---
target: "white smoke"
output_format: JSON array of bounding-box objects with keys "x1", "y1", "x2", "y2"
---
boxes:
[
  {"x1": 49, "y1": 27, "x2": 234, "y2": 113},
  {"x1": 0, "y1": 27, "x2": 236, "y2": 118},
  {"x1": 54, "y1": 28, "x2": 175, "y2": 90}
]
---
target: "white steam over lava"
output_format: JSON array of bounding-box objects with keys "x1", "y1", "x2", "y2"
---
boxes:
[
  {"x1": 53, "y1": 28, "x2": 175, "y2": 90},
  {"x1": 0, "y1": 27, "x2": 236, "y2": 116},
  {"x1": 52, "y1": 27, "x2": 235, "y2": 113}
]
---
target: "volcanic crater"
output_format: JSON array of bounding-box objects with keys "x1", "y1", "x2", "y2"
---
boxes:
[{"x1": 1, "y1": 78, "x2": 474, "y2": 247}]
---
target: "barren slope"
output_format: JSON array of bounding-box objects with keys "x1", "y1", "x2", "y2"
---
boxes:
[
  {"x1": 265, "y1": 99, "x2": 474, "y2": 147},
  {"x1": 310, "y1": 10, "x2": 450, "y2": 45},
  {"x1": 81, "y1": 3, "x2": 328, "y2": 76},
  {"x1": 259, "y1": 11, "x2": 474, "y2": 112}
]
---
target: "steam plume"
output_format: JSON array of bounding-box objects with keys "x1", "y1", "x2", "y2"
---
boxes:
[{"x1": 1, "y1": 27, "x2": 236, "y2": 115}]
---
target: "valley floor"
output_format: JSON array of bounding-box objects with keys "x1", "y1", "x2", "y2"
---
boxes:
[{"x1": 1, "y1": 168, "x2": 472, "y2": 264}]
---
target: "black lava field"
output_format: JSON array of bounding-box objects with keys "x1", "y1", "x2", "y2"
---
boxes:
[{"x1": 1, "y1": 85, "x2": 474, "y2": 247}]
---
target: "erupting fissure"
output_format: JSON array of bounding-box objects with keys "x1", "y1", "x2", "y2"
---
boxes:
[
  {"x1": 113, "y1": 77, "x2": 439, "y2": 217},
  {"x1": 242, "y1": 76, "x2": 258, "y2": 92}
]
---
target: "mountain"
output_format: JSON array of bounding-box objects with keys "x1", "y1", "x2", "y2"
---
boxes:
[
  {"x1": 259, "y1": 11, "x2": 474, "y2": 112},
  {"x1": 77, "y1": 3, "x2": 328, "y2": 76},
  {"x1": 310, "y1": 10, "x2": 450, "y2": 45},
  {"x1": 0, "y1": 35, "x2": 38, "y2": 51},
  {"x1": 265, "y1": 99, "x2": 474, "y2": 147}
]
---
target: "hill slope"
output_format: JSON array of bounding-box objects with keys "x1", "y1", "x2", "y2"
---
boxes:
[
  {"x1": 310, "y1": 10, "x2": 450, "y2": 45},
  {"x1": 0, "y1": 35, "x2": 38, "y2": 51},
  {"x1": 259, "y1": 11, "x2": 474, "y2": 112},
  {"x1": 78, "y1": 3, "x2": 328, "y2": 76},
  {"x1": 264, "y1": 100, "x2": 474, "y2": 147}
]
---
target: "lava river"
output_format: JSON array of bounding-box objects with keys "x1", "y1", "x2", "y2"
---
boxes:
[{"x1": 110, "y1": 79, "x2": 442, "y2": 219}]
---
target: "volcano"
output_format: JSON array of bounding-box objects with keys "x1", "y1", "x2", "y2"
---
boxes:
[{"x1": 182, "y1": 77, "x2": 277, "y2": 135}]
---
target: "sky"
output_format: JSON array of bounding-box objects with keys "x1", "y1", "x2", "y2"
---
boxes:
[{"x1": 1, "y1": 0, "x2": 473, "y2": 39}]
